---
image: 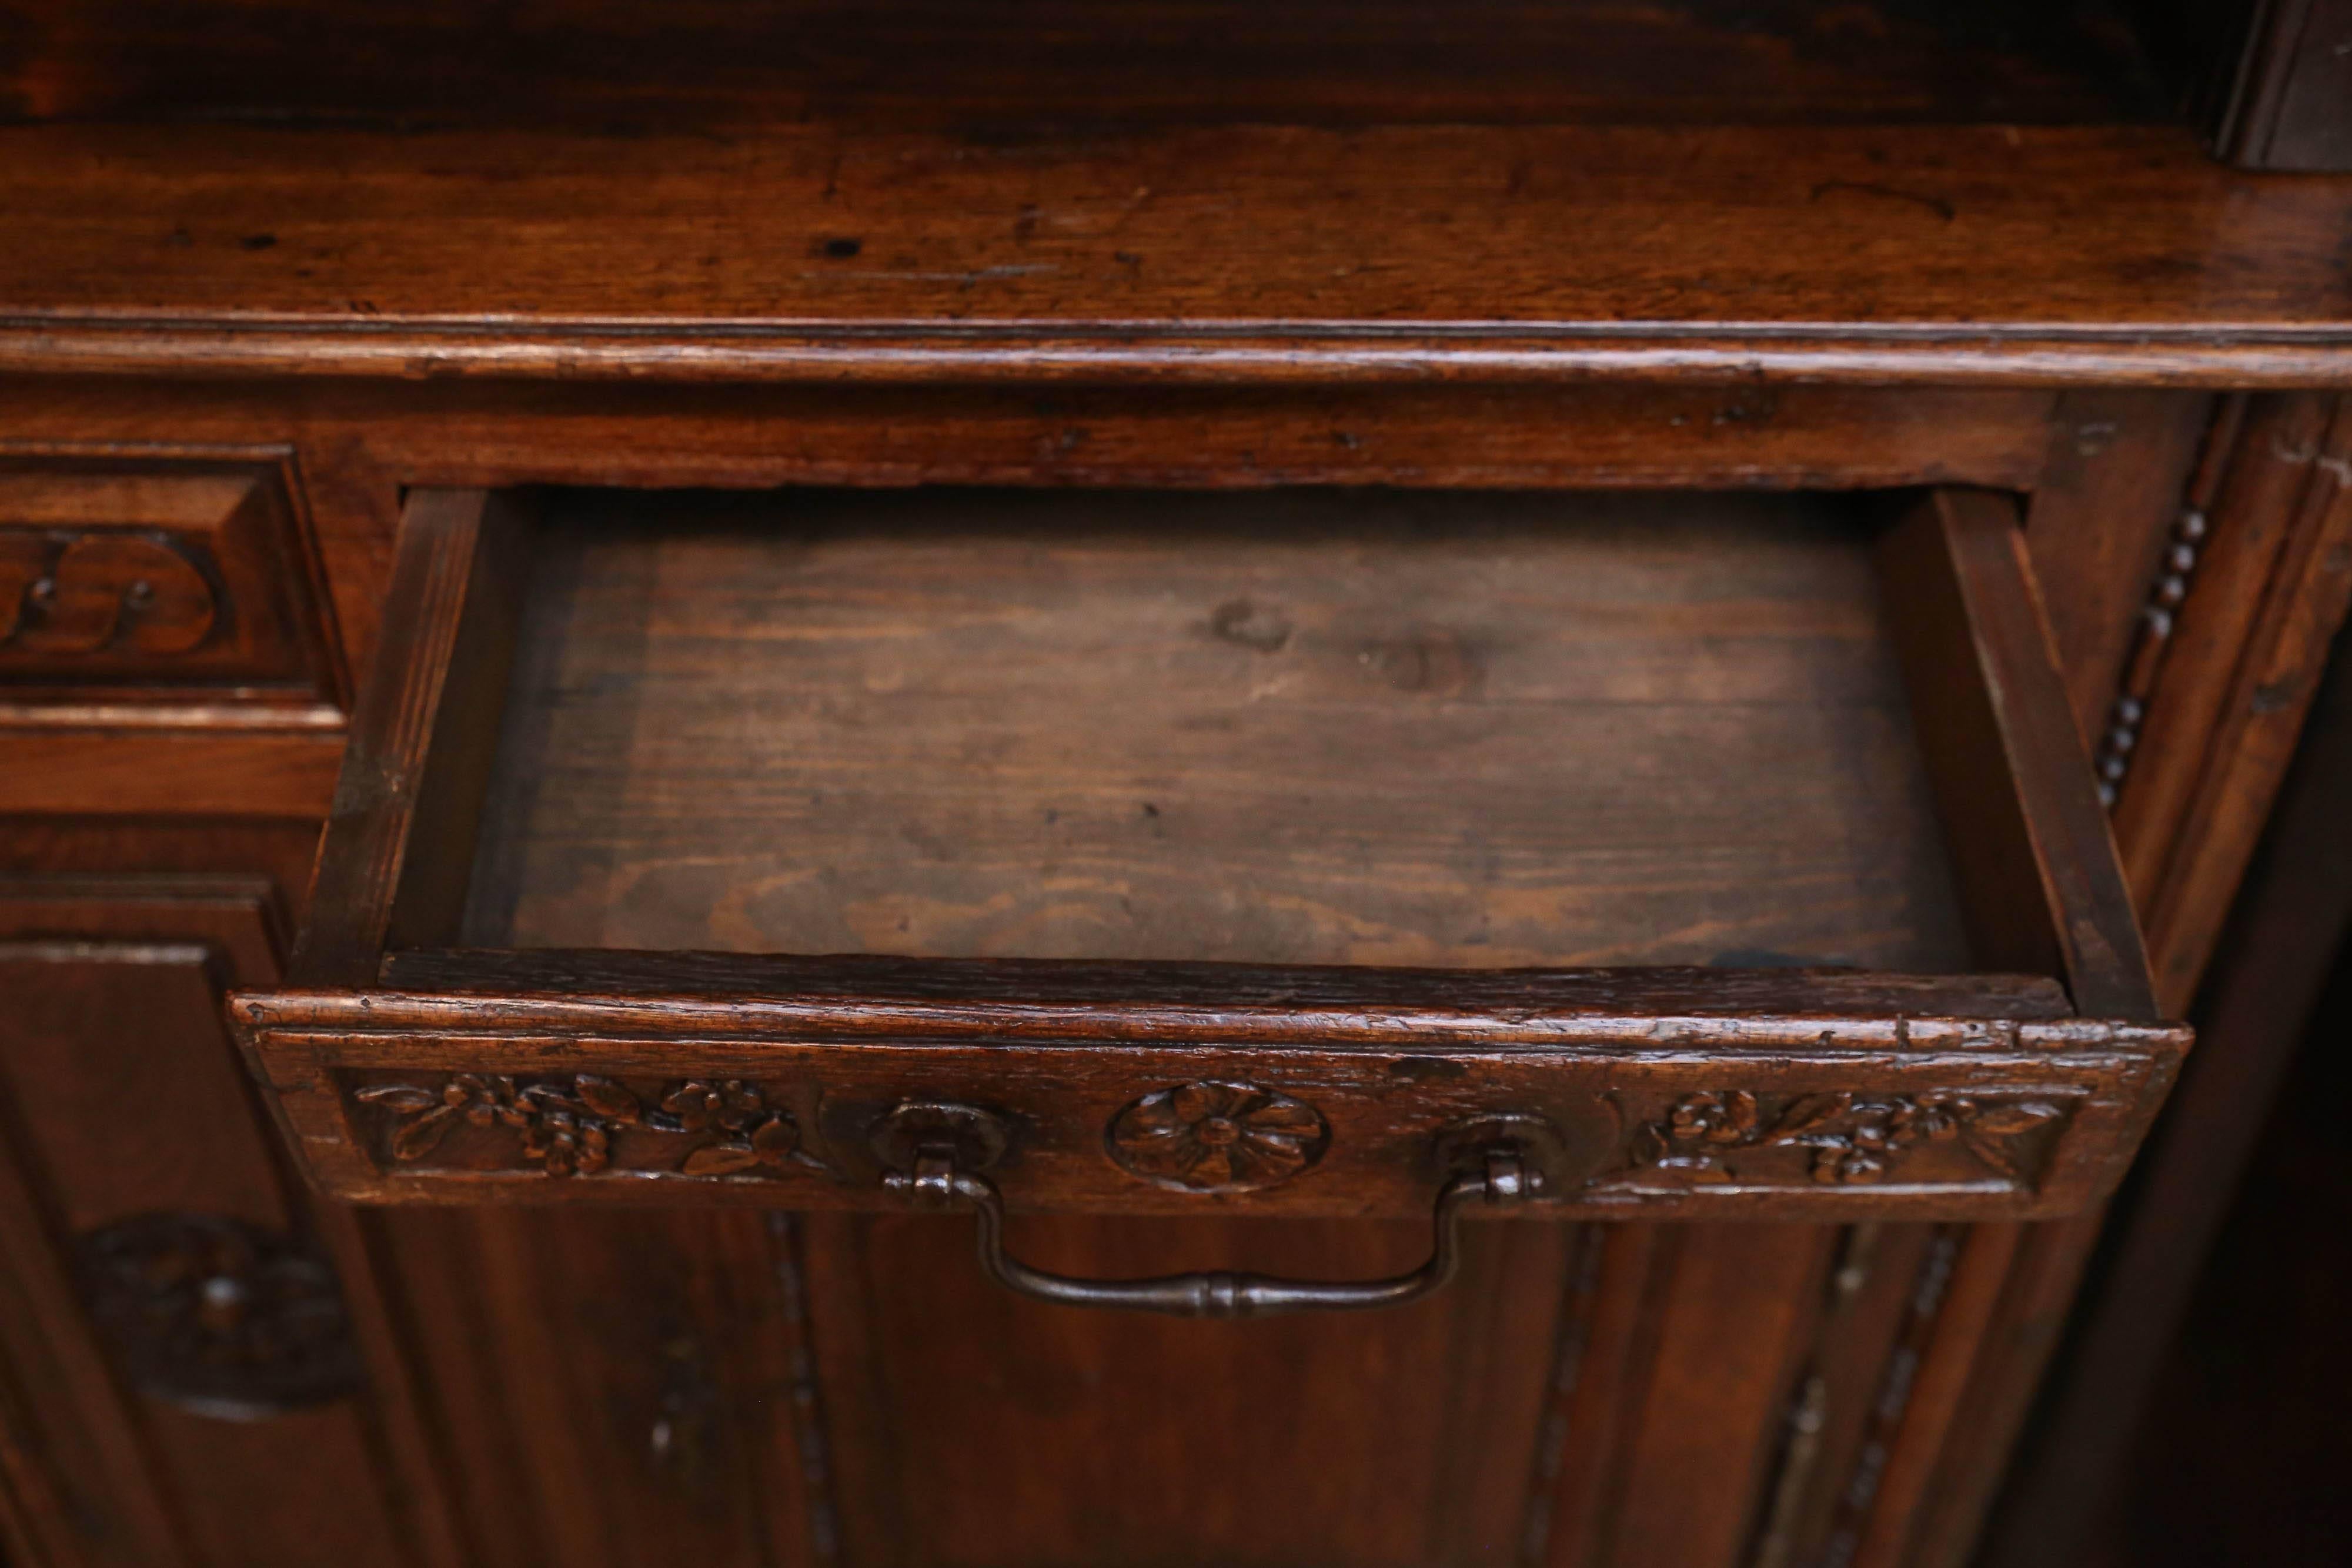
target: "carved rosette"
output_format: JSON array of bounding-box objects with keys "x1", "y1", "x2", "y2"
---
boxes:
[
  {"x1": 74, "y1": 1213, "x2": 362, "y2": 1419},
  {"x1": 1606, "y1": 1090, "x2": 2067, "y2": 1191},
  {"x1": 1107, "y1": 1081, "x2": 1331, "y2": 1192},
  {"x1": 357, "y1": 1074, "x2": 805, "y2": 1178}
]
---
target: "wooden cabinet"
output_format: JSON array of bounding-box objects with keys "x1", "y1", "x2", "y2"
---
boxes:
[{"x1": 2, "y1": 5, "x2": 2350, "y2": 1567}]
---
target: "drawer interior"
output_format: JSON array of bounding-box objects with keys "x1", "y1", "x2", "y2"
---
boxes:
[{"x1": 459, "y1": 487, "x2": 1970, "y2": 974}]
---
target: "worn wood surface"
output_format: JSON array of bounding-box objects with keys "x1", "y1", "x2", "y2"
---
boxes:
[
  {"x1": 1979, "y1": 603, "x2": 2352, "y2": 1567},
  {"x1": 0, "y1": 452, "x2": 343, "y2": 720},
  {"x1": 0, "y1": 726, "x2": 342, "y2": 815},
  {"x1": 233, "y1": 480, "x2": 2190, "y2": 1222},
  {"x1": 292, "y1": 488, "x2": 525, "y2": 987},
  {"x1": 0, "y1": 378, "x2": 2070, "y2": 706},
  {"x1": 3, "y1": 124, "x2": 2351, "y2": 387},
  {"x1": 215, "y1": 473, "x2": 2190, "y2": 1568},
  {"x1": 1866, "y1": 397, "x2": 2352, "y2": 1564},
  {"x1": 800, "y1": 1207, "x2": 1574, "y2": 1567},
  {"x1": 465, "y1": 489, "x2": 1967, "y2": 972},
  {"x1": 369, "y1": 1206, "x2": 825, "y2": 1568},
  {"x1": 2116, "y1": 393, "x2": 2352, "y2": 1012},
  {"x1": 3, "y1": 447, "x2": 2220, "y2": 1568},
  {"x1": 1878, "y1": 490, "x2": 2157, "y2": 1021},
  {"x1": 238, "y1": 978, "x2": 2184, "y2": 1219},
  {"x1": 0, "y1": 878, "x2": 453, "y2": 1568},
  {"x1": 0, "y1": 815, "x2": 322, "y2": 918},
  {"x1": 2021, "y1": 391, "x2": 2216, "y2": 747},
  {"x1": 377, "y1": 952, "x2": 2077, "y2": 1025},
  {"x1": 0, "y1": 70, "x2": 2313, "y2": 1568}
]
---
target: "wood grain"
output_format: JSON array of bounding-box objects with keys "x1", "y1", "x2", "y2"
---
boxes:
[
  {"x1": 1603, "y1": 1225, "x2": 1832, "y2": 1568},
  {"x1": 367, "y1": 1206, "x2": 827, "y2": 1568},
  {"x1": 2, "y1": 124, "x2": 2350, "y2": 386},
  {"x1": 1975, "y1": 602, "x2": 2352, "y2": 1567},
  {"x1": 0, "y1": 727, "x2": 342, "y2": 815},
  {"x1": 1877, "y1": 490, "x2": 2157, "y2": 1021},
  {"x1": 0, "y1": 377, "x2": 2067, "y2": 706},
  {"x1": 0, "y1": 882, "x2": 442, "y2": 1568},
  {"x1": 2021, "y1": 392, "x2": 2216, "y2": 747},
  {"x1": 0, "y1": 817, "x2": 322, "y2": 920},
  {"x1": 1746, "y1": 1223, "x2": 1949, "y2": 1568},
  {"x1": 376, "y1": 951, "x2": 2075, "y2": 1026},
  {"x1": 292, "y1": 487, "x2": 526, "y2": 986},
  {"x1": 463, "y1": 489, "x2": 1971, "y2": 974},
  {"x1": 2119, "y1": 393, "x2": 2352, "y2": 1014},
  {"x1": 238, "y1": 984, "x2": 2186, "y2": 1221},
  {"x1": 0, "y1": 452, "x2": 343, "y2": 717},
  {"x1": 806, "y1": 1207, "x2": 1572, "y2": 1568}
]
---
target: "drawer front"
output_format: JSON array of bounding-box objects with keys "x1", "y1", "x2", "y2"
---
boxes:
[
  {"x1": 0, "y1": 453, "x2": 339, "y2": 712},
  {"x1": 242, "y1": 978, "x2": 2182, "y2": 1222}
]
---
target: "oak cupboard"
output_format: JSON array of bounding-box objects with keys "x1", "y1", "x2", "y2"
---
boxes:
[{"x1": 3, "y1": 5, "x2": 2350, "y2": 1567}]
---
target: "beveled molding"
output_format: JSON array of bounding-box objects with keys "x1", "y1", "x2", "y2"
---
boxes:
[
  {"x1": 236, "y1": 989, "x2": 2185, "y2": 1221},
  {"x1": 0, "y1": 444, "x2": 345, "y2": 723}
]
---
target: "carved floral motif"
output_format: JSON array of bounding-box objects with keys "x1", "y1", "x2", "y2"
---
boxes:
[
  {"x1": 1107, "y1": 1081, "x2": 1331, "y2": 1192},
  {"x1": 1618, "y1": 1091, "x2": 2064, "y2": 1189},
  {"x1": 356, "y1": 1074, "x2": 805, "y2": 1178},
  {"x1": 74, "y1": 1213, "x2": 362, "y2": 1419}
]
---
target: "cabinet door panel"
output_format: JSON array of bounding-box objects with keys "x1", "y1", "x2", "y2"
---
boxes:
[
  {"x1": 806, "y1": 1211, "x2": 1576, "y2": 1568},
  {"x1": 0, "y1": 881, "x2": 425, "y2": 1568},
  {"x1": 371, "y1": 1206, "x2": 827, "y2": 1568}
]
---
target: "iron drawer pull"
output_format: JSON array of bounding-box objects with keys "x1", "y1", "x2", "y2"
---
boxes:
[{"x1": 873, "y1": 1102, "x2": 1546, "y2": 1319}]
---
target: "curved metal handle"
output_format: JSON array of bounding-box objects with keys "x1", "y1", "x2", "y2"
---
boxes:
[{"x1": 883, "y1": 1144, "x2": 1537, "y2": 1319}]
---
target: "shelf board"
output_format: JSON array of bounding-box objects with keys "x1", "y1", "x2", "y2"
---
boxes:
[{"x1": 2, "y1": 121, "x2": 2349, "y2": 386}]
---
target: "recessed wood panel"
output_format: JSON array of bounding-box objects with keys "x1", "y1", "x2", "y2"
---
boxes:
[
  {"x1": 0, "y1": 453, "x2": 340, "y2": 717},
  {"x1": 808, "y1": 1209, "x2": 1578, "y2": 1568},
  {"x1": 0, "y1": 885, "x2": 413, "y2": 1568}
]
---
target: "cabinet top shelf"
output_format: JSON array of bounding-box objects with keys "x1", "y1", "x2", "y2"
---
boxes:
[{"x1": 3, "y1": 120, "x2": 2350, "y2": 387}]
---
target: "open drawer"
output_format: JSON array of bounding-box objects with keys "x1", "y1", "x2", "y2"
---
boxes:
[{"x1": 235, "y1": 484, "x2": 2184, "y2": 1256}]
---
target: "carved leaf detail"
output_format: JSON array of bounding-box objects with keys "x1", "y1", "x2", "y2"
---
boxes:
[
  {"x1": 389, "y1": 1102, "x2": 460, "y2": 1161},
  {"x1": 1967, "y1": 1102, "x2": 2062, "y2": 1136},
  {"x1": 1958, "y1": 1126, "x2": 2032, "y2": 1182},
  {"x1": 750, "y1": 1116, "x2": 798, "y2": 1164},
  {"x1": 355, "y1": 1085, "x2": 440, "y2": 1113},
  {"x1": 1617, "y1": 1091, "x2": 2072, "y2": 1192},
  {"x1": 1766, "y1": 1094, "x2": 1854, "y2": 1141},
  {"x1": 573, "y1": 1075, "x2": 644, "y2": 1124},
  {"x1": 356, "y1": 1075, "x2": 805, "y2": 1181},
  {"x1": 681, "y1": 1145, "x2": 764, "y2": 1176}
]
